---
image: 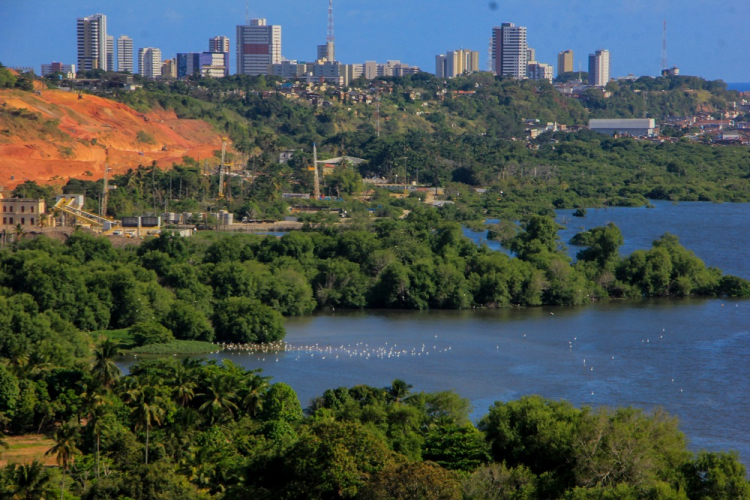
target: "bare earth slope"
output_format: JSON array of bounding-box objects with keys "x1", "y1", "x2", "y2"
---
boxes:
[{"x1": 0, "y1": 89, "x2": 227, "y2": 189}]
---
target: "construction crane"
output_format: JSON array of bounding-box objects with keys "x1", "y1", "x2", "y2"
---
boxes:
[{"x1": 218, "y1": 141, "x2": 227, "y2": 199}]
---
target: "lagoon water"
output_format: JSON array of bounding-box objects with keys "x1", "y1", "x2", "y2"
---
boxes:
[{"x1": 125, "y1": 201, "x2": 750, "y2": 464}]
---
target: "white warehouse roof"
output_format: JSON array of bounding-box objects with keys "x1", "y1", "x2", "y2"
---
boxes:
[{"x1": 589, "y1": 118, "x2": 655, "y2": 129}]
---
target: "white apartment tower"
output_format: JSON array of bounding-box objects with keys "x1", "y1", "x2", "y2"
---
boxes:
[
  {"x1": 77, "y1": 13, "x2": 107, "y2": 72},
  {"x1": 117, "y1": 35, "x2": 134, "y2": 73},
  {"x1": 138, "y1": 47, "x2": 162, "y2": 79},
  {"x1": 588, "y1": 49, "x2": 611, "y2": 86},
  {"x1": 106, "y1": 35, "x2": 115, "y2": 71},
  {"x1": 493, "y1": 23, "x2": 528, "y2": 79},
  {"x1": 236, "y1": 19, "x2": 281, "y2": 76}
]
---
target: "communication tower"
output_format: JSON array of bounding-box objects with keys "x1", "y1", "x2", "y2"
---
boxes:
[{"x1": 661, "y1": 20, "x2": 668, "y2": 73}]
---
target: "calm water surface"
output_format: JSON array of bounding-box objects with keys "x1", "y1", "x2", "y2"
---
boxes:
[{"x1": 124, "y1": 202, "x2": 750, "y2": 464}]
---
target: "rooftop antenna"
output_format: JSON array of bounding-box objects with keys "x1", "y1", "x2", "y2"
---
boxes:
[
  {"x1": 245, "y1": 0, "x2": 249, "y2": 25},
  {"x1": 661, "y1": 19, "x2": 668, "y2": 73}
]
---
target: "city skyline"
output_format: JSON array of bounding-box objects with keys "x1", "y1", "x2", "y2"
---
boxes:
[{"x1": 1, "y1": 0, "x2": 748, "y2": 82}]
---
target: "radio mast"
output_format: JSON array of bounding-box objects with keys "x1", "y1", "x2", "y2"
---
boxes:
[{"x1": 661, "y1": 20, "x2": 668, "y2": 73}]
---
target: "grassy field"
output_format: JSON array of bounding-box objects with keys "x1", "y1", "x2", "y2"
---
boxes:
[
  {"x1": 90, "y1": 328, "x2": 137, "y2": 349},
  {"x1": 0, "y1": 435, "x2": 57, "y2": 466},
  {"x1": 129, "y1": 340, "x2": 218, "y2": 355}
]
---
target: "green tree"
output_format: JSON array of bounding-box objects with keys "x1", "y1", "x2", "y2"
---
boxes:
[
  {"x1": 682, "y1": 451, "x2": 750, "y2": 500},
  {"x1": 198, "y1": 373, "x2": 239, "y2": 424},
  {"x1": 6, "y1": 461, "x2": 56, "y2": 500},
  {"x1": 212, "y1": 297, "x2": 285, "y2": 344},
  {"x1": 130, "y1": 321, "x2": 174, "y2": 346}
]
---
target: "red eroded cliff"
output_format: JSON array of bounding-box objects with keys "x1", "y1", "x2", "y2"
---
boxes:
[{"x1": 0, "y1": 88, "x2": 228, "y2": 189}]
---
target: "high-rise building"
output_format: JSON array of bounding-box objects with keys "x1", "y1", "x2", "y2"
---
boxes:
[
  {"x1": 526, "y1": 48, "x2": 536, "y2": 63},
  {"x1": 162, "y1": 59, "x2": 177, "y2": 79},
  {"x1": 138, "y1": 47, "x2": 162, "y2": 79},
  {"x1": 236, "y1": 19, "x2": 281, "y2": 76},
  {"x1": 177, "y1": 52, "x2": 229, "y2": 79},
  {"x1": 77, "y1": 13, "x2": 107, "y2": 72},
  {"x1": 492, "y1": 23, "x2": 528, "y2": 79},
  {"x1": 527, "y1": 61, "x2": 553, "y2": 82},
  {"x1": 117, "y1": 36, "x2": 133, "y2": 73},
  {"x1": 209, "y1": 36, "x2": 230, "y2": 54},
  {"x1": 588, "y1": 49, "x2": 610, "y2": 86},
  {"x1": 557, "y1": 50, "x2": 573, "y2": 77},
  {"x1": 436, "y1": 49, "x2": 480, "y2": 78},
  {"x1": 106, "y1": 35, "x2": 115, "y2": 71}
]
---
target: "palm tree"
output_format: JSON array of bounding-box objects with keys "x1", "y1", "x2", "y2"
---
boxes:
[
  {"x1": 388, "y1": 379, "x2": 413, "y2": 404},
  {"x1": 80, "y1": 391, "x2": 107, "y2": 479},
  {"x1": 14, "y1": 223, "x2": 25, "y2": 241},
  {"x1": 129, "y1": 383, "x2": 166, "y2": 464},
  {"x1": 10, "y1": 461, "x2": 55, "y2": 500},
  {"x1": 198, "y1": 374, "x2": 238, "y2": 425},
  {"x1": 171, "y1": 365, "x2": 196, "y2": 408},
  {"x1": 242, "y1": 374, "x2": 270, "y2": 418},
  {"x1": 45, "y1": 422, "x2": 80, "y2": 500},
  {"x1": 91, "y1": 339, "x2": 122, "y2": 390}
]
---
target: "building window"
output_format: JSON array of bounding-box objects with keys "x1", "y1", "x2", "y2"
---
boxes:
[
  {"x1": 2, "y1": 206, "x2": 5, "y2": 213},
  {"x1": 9, "y1": 206, "x2": 12, "y2": 213},
  {"x1": 2, "y1": 217, "x2": 5, "y2": 224},
  {"x1": 9, "y1": 217, "x2": 13, "y2": 225},
  {"x1": 21, "y1": 218, "x2": 25, "y2": 225},
  {"x1": 21, "y1": 206, "x2": 25, "y2": 213},
  {"x1": 31, "y1": 218, "x2": 35, "y2": 226},
  {"x1": 31, "y1": 206, "x2": 34, "y2": 213}
]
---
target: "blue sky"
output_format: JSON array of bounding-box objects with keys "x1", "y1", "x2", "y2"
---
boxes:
[{"x1": 1, "y1": 0, "x2": 749, "y2": 81}]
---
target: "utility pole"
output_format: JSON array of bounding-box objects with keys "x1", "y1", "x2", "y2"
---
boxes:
[
  {"x1": 218, "y1": 141, "x2": 226, "y2": 199},
  {"x1": 101, "y1": 149, "x2": 110, "y2": 218},
  {"x1": 313, "y1": 143, "x2": 321, "y2": 200}
]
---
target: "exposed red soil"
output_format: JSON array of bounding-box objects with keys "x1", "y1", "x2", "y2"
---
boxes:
[{"x1": 0, "y1": 88, "x2": 229, "y2": 189}]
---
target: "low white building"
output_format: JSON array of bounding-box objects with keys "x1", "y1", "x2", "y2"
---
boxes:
[{"x1": 589, "y1": 118, "x2": 655, "y2": 137}]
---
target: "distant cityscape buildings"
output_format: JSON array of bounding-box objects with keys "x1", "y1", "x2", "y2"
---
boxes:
[
  {"x1": 41, "y1": 62, "x2": 76, "y2": 78},
  {"x1": 435, "y1": 49, "x2": 480, "y2": 78},
  {"x1": 117, "y1": 36, "x2": 133, "y2": 74},
  {"x1": 588, "y1": 49, "x2": 611, "y2": 86},
  {"x1": 557, "y1": 50, "x2": 574, "y2": 76},
  {"x1": 62, "y1": 10, "x2": 635, "y2": 90},
  {"x1": 138, "y1": 47, "x2": 162, "y2": 79},
  {"x1": 236, "y1": 19, "x2": 282, "y2": 76},
  {"x1": 76, "y1": 13, "x2": 107, "y2": 71}
]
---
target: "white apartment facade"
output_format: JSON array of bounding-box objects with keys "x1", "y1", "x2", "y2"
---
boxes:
[
  {"x1": 117, "y1": 36, "x2": 134, "y2": 73},
  {"x1": 493, "y1": 23, "x2": 527, "y2": 79},
  {"x1": 138, "y1": 47, "x2": 162, "y2": 79},
  {"x1": 588, "y1": 49, "x2": 611, "y2": 87}
]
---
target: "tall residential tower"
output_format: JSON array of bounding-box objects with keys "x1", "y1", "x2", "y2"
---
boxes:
[
  {"x1": 492, "y1": 23, "x2": 528, "y2": 79},
  {"x1": 117, "y1": 35, "x2": 133, "y2": 73},
  {"x1": 557, "y1": 50, "x2": 573, "y2": 77},
  {"x1": 138, "y1": 47, "x2": 162, "y2": 79},
  {"x1": 236, "y1": 19, "x2": 281, "y2": 76},
  {"x1": 106, "y1": 35, "x2": 114, "y2": 71},
  {"x1": 77, "y1": 13, "x2": 107, "y2": 72},
  {"x1": 588, "y1": 49, "x2": 611, "y2": 86}
]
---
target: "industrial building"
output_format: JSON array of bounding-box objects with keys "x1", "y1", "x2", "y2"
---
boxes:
[
  {"x1": 589, "y1": 118, "x2": 655, "y2": 137},
  {"x1": 0, "y1": 199, "x2": 45, "y2": 229}
]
